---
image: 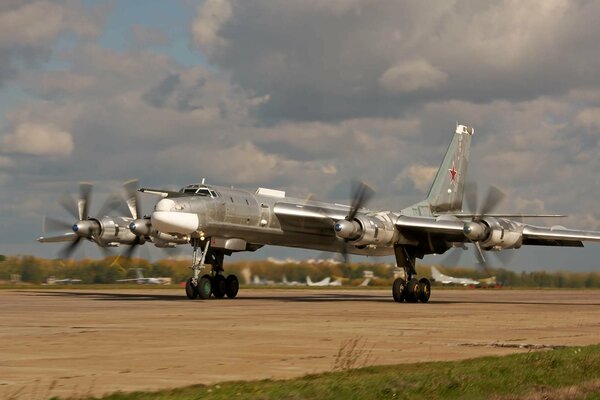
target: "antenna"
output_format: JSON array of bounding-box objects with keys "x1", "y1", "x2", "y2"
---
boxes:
[{"x1": 201, "y1": 178, "x2": 205, "y2": 184}]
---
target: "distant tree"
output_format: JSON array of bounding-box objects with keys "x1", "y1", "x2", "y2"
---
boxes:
[{"x1": 0, "y1": 255, "x2": 6, "y2": 262}]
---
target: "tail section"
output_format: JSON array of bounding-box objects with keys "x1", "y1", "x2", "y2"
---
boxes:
[
  {"x1": 430, "y1": 266, "x2": 444, "y2": 281},
  {"x1": 425, "y1": 124, "x2": 473, "y2": 213}
]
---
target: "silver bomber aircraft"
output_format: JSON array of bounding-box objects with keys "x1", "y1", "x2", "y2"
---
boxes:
[{"x1": 39, "y1": 124, "x2": 600, "y2": 303}]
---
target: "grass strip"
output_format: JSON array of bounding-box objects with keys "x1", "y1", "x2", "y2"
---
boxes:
[{"x1": 58, "y1": 344, "x2": 600, "y2": 400}]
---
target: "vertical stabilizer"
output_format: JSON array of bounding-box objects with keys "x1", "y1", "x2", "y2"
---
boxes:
[
  {"x1": 426, "y1": 124, "x2": 473, "y2": 213},
  {"x1": 430, "y1": 266, "x2": 444, "y2": 281}
]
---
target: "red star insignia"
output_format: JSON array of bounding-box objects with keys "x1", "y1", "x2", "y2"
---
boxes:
[{"x1": 449, "y1": 162, "x2": 457, "y2": 184}]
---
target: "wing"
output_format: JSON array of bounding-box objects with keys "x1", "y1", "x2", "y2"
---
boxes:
[
  {"x1": 394, "y1": 215, "x2": 600, "y2": 248},
  {"x1": 273, "y1": 202, "x2": 347, "y2": 235},
  {"x1": 521, "y1": 225, "x2": 600, "y2": 247}
]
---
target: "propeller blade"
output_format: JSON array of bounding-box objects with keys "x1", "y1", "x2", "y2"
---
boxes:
[
  {"x1": 79, "y1": 182, "x2": 93, "y2": 220},
  {"x1": 59, "y1": 192, "x2": 79, "y2": 220},
  {"x1": 479, "y1": 186, "x2": 505, "y2": 216},
  {"x1": 58, "y1": 236, "x2": 82, "y2": 259},
  {"x1": 491, "y1": 249, "x2": 516, "y2": 266},
  {"x1": 43, "y1": 216, "x2": 73, "y2": 233},
  {"x1": 439, "y1": 246, "x2": 464, "y2": 267},
  {"x1": 465, "y1": 182, "x2": 478, "y2": 213},
  {"x1": 472, "y1": 241, "x2": 486, "y2": 265},
  {"x1": 123, "y1": 237, "x2": 141, "y2": 259},
  {"x1": 122, "y1": 179, "x2": 141, "y2": 219},
  {"x1": 348, "y1": 181, "x2": 374, "y2": 221},
  {"x1": 96, "y1": 191, "x2": 124, "y2": 217}
]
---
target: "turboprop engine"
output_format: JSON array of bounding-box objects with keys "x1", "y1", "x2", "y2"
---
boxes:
[
  {"x1": 334, "y1": 214, "x2": 396, "y2": 247},
  {"x1": 463, "y1": 217, "x2": 523, "y2": 250}
]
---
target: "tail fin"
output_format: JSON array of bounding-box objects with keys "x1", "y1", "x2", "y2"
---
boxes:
[
  {"x1": 431, "y1": 266, "x2": 443, "y2": 281},
  {"x1": 426, "y1": 124, "x2": 473, "y2": 213}
]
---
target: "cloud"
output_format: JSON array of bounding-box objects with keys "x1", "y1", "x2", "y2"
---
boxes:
[
  {"x1": 1, "y1": 123, "x2": 74, "y2": 156},
  {"x1": 379, "y1": 59, "x2": 447, "y2": 94},
  {"x1": 191, "y1": 1, "x2": 600, "y2": 122},
  {"x1": 394, "y1": 164, "x2": 438, "y2": 193},
  {"x1": 131, "y1": 25, "x2": 168, "y2": 47},
  {"x1": 0, "y1": 1, "x2": 107, "y2": 86}
]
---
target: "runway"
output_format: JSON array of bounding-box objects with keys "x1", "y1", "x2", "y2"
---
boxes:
[{"x1": 1, "y1": 288, "x2": 600, "y2": 398}]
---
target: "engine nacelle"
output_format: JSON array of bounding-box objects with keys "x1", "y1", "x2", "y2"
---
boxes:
[
  {"x1": 129, "y1": 218, "x2": 152, "y2": 237},
  {"x1": 464, "y1": 217, "x2": 523, "y2": 250},
  {"x1": 95, "y1": 217, "x2": 138, "y2": 246},
  {"x1": 335, "y1": 215, "x2": 396, "y2": 247}
]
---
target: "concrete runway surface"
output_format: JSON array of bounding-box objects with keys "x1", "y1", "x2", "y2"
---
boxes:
[{"x1": 1, "y1": 288, "x2": 600, "y2": 398}]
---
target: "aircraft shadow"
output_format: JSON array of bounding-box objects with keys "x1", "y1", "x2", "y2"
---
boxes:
[{"x1": 17, "y1": 290, "x2": 600, "y2": 306}]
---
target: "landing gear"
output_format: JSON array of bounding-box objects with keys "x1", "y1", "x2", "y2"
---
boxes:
[
  {"x1": 225, "y1": 274, "x2": 239, "y2": 298},
  {"x1": 185, "y1": 277, "x2": 198, "y2": 299},
  {"x1": 392, "y1": 245, "x2": 431, "y2": 303},
  {"x1": 185, "y1": 237, "x2": 240, "y2": 300},
  {"x1": 418, "y1": 277, "x2": 431, "y2": 303},
  {"x1": 392, "y1": 278, "x2": 406, "y2": 303},
  {"x1": 212, "y1": 274, "x2": 226, "y2": 299},
  {"x1": 198, "y1": 274, "x2": 212, "y2": 299}
]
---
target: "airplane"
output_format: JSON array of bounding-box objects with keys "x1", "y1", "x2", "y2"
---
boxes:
[
  {"x1": 306, "y1": 276, "x2": 331, "y2": 286},
  {"x1": 281, "y1": 275, "x2": 303, "y2": 286},
  {"x1": 305, "y1": 276, "x2": 343, "y2": 286},
  {"x1": 430, "y1": 266, "x2": 480, "y2": 286},
  {"x1": 116, "y1": 268, "x2": 170, "y2": 285},
  {"x1": 39, "y1": 124, "x2": 600, "y2": 303},
  {"x1": 45, "y1": 277, "x2": 82, "y2": 285}
]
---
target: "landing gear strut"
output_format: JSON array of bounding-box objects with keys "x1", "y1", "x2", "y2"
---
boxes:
[
  {"x1": 185, "y1": 237, "x2": 240, "y2": 300},
  {"x1": 391, "y1": 245, "x2": 431, "y2": 303}
]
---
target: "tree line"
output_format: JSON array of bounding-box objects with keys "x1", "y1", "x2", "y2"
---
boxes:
[{"x1": 1, "y1": 255, "x2": 600, "y2": 288}]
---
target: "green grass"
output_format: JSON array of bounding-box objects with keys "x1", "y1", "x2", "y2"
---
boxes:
[{"x1": 55, "y1": 345, "x2": 600, "y2": 400}]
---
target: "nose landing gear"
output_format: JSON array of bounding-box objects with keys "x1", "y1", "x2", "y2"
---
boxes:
[{"x1": 186, "y1": 237, "x2": 240, "y2": 300}]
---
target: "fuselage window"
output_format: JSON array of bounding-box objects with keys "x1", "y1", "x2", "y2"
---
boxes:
[{"x1": 230, "y1": 197, "x2": 234, "y2": 203}]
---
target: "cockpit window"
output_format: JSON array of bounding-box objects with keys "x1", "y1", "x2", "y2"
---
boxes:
[{"x1": 180, "y1": 184, "x2": 218, "y2": 198}]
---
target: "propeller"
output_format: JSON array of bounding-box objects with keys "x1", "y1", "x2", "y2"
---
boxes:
[
  {"x1": 332, "y1": 181, "x2": 375, "y2": 265},
  {"x1": 441, "y1": 183, "x2": 512, "y2": 272},
  {"x1": 44, "y1": 182, "x2": 123, "y2": 259}
]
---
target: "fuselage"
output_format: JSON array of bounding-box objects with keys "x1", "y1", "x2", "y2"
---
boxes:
[{"x1": 150, "y1": 184, "x2": 403, "y2": 256}]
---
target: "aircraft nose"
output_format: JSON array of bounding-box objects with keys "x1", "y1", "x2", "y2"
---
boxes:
[
  {"x1": 151, "y1": 199, "x2": 199, "y2": 234},
  {"x1": 155, "y1": 198, "x2": 176, "y2": 211}
]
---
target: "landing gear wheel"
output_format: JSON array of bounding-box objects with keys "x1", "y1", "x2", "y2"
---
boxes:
[
  {"x1": 212, "y1": 274, "x2": 226, "y2": 299},
  {"x1": 198, "y1": 274, "x2": 212, "y2": 299},
  {"x1": 225, "y1": 274, "x2": 239, "y2": 299},
  {"x1": 418, "y1": 278, "x2": 431, "y2": 303},
  {"x1": 392, "y1": 278, "x2": 406, "y2": 303},
  {"x1": 405, "y1": 278, "x2": 420, "y2": 303},
  {"x1": 185, "y1": 277, "x2": 198, "y2": 299}
]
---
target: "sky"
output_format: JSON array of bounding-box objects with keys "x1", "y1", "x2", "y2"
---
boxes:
[{"x1": 1, "y1": 0, "x2": 600, "y2": 271}]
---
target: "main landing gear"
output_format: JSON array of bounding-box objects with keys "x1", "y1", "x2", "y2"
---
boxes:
[
  {"x1": 185, "y1": 238, "x2": 239, "y2": 300},
  {"x1": 391, "y1": 246, "x2": 431, "y2": 303}
]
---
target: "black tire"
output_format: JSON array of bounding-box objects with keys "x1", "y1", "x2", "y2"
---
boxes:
[
  {"x1": 405, "y1": 278, "x2": 420, "y2": 303},
  {"x1": 198, "y1": 274, "x2": 212, "y2": 299},
  {"x1": 225, "y1": 274, "x2": 239, "y2": 299},
  {"x1": 392, "y1": 278, "x2": 406, "y2": 302},
  {"x1": 185, "y1": 277, "x2": 198, "y2": 299},
  {"x1": 418, "y1": 277, "x2": 431, "y2": 303},
  {"x1": 212, "y1": 274, "x2": 226, "y2": 299}
]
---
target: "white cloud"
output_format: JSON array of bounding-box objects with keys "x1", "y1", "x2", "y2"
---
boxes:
[
  {"x1": 1, "y1": 123, "x2": 74, "y2": 156},
  {"x1": 192, "y1": 0, "x2": 232, "y2": 54},
  {"x1": 379, "y1": 59, "x2": 447, "y2": 93},
  {"x1": 394, "y1": 164, "x2": 438, "y2": 193}
]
